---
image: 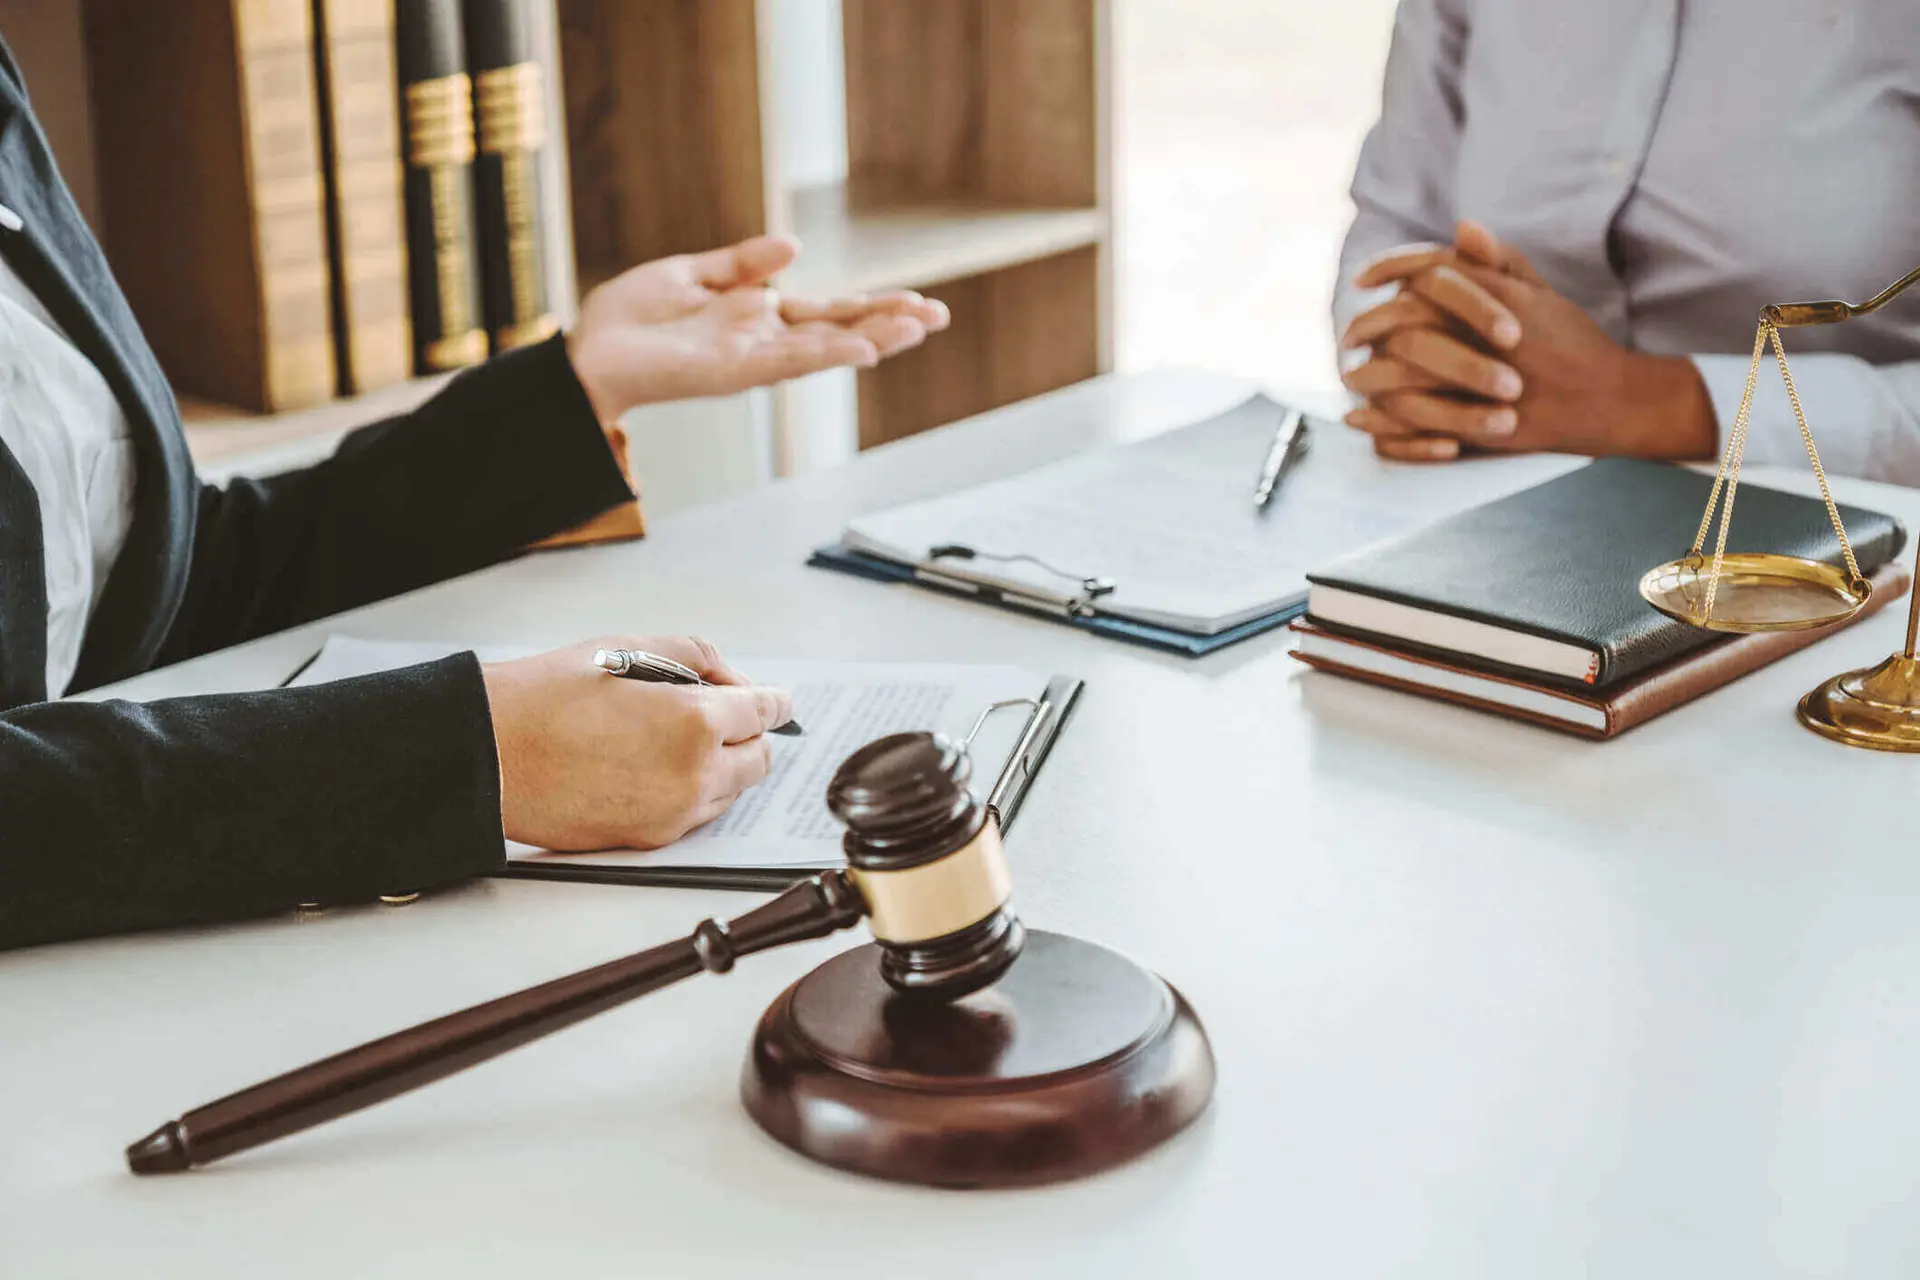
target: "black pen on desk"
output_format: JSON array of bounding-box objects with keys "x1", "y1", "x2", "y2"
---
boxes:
[
  {"x1": 1252, "y1": 408, "x2": 1310, "y2": 511},
  {"x1": 591, "y1": 648, "x2": 803, "y2": 736}
]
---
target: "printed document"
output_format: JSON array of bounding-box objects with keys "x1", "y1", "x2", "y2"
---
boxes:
[{"x1": 290, "y1": 636, "x2": 1052, "y2": 869}]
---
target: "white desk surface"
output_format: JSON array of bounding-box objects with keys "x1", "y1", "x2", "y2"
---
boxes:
[{"x1": 7, "y1": 369, "x2": 1920, "y2": 1280}]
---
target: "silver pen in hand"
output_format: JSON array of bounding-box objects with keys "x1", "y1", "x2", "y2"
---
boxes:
[
  {"x1": 1252, "y1": 408, "x2": 1310, "y2": 511},
  {"x1": 591, "y1": 648, "x2": 803, "y2": 736}
]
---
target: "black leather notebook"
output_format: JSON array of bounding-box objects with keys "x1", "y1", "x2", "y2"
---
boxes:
[{"x1": 1305, "y1": 459, "x2": 1908, "y2": 689}]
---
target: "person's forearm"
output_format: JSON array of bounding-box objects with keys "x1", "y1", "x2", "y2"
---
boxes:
[
  {"x1": 1618, "y1": 353, "x2": 1718, "y2": 461},
  {"x1": 0, "y1": 657, "x2": 503, "y2": 951},
  {"x1": 158, "y1": 335, "x2": 632, "y2": 666}
]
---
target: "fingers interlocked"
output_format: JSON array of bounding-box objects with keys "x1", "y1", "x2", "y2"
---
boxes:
[{"x1": 1341, "y1": 234, "x2": 1530, "y2": 461}]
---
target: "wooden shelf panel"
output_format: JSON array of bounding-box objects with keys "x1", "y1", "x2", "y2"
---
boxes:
[
  {"x1": 179, "y1": 372, "x2": 453, "y2": 467},
  {"x1": 780, "y1": 184, "x2": 1106, "y2": 299},
  {"x1": 843, "y1": 0, "x2": 1101, "y2": 209},
  {"x1": 558, "y1": 0, "x2": 772, "y2": 271},
  {"x1": 856, "y1": 245, "x2": 1102, "y2": 449}
]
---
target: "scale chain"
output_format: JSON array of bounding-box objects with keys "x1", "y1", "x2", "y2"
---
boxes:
[
  {"x1": 1692, "y1": 320, "x2": 1767, "y2": 618},
  {"x1": 1689, "y1": 317, "x2": 1863, "y2": 619},
  {"x1": 1770, "y1": 326, "x2": 1864, "y2": 587}
]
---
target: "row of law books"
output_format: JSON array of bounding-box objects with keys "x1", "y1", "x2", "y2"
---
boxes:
[{"x1": 88, "y1": 0, "x2": 560, "y2": 414}]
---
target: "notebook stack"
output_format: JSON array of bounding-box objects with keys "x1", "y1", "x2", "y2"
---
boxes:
[{"x1": 1292, "y1": 459, "x2": 1911, "y2": 738}]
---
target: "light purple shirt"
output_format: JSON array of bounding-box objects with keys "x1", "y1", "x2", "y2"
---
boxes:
[{"x1": 1336, "y1": 0, "x2": 1920, "y2": 484}]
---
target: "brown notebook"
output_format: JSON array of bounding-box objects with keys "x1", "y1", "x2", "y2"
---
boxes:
[
  {"x1": 1291, "y1": 563, "x2": 1909, "y2": 739},
  {"x1": 88, "y1": 0, "x2": 337, "y2": 412},
  {"x1": 314, "y1": 0, "x2": 414, "y2": 395}
]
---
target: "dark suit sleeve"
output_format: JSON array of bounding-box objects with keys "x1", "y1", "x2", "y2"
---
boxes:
[
  {"x1": 157, "y1": 332, "x2": 633, "y2": 662},
  {"x1": 0, "y1": 656, "x2": 503, "y2": 952},
  {"x1": 0, "y1": 336, "x2": 629, "y2": 951}
]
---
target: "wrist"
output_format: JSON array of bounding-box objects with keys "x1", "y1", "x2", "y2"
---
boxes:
[
  {"x1": 564, "y1": 326, "x2": 641, "y2": 424},
  {"x1": 478, "y1": 662, "x2": 525, "y2": 841},
  {"x1": 1623, "y1": 352, "x2": 1718, "y2": 460}
]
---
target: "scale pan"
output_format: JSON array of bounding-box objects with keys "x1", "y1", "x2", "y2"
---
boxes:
[{"x1": 1639, "y1": 552, "x2": 1871, "y2": 633}]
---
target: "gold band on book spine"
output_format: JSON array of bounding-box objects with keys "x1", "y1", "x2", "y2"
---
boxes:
[
  {"x1": 424, "y1": 163, "x2": 482, "y2": 366},
  {"x1": 495, "y1": 312, "x2": 559, "y2": 350},
  {"x1": 493, "y1": 149, "x2": 553, "y2": 347},
  {"x1": 476, "y1": 63, "x2": 554, "y2": 349},
  {"x1": 474, "y1": 63, "x2": 546, "y2": 153},
  {"x1": 425, "y1": 329, "x2": 489, "y2": 369},
  {"x1": 405, "y1": 73, "x2": 483, "y2": 369},
  {"x1": 404, "y1": 73, "x2": 476, "y2": 166}
]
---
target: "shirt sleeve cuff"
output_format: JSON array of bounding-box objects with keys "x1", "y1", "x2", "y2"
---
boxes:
[{"x1": 1690, "y1": 351, "x2": 1881, "y2": 479}]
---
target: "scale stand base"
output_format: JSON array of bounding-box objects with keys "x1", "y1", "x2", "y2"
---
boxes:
[
  {"x1": 741, "y1": 930, "x2": 1215, "y2": 1188},
  {"x1": 1799, "y1": 653, "x2": 1920, "y2": 752}
]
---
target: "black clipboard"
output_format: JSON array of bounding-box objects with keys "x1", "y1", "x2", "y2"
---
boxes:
[{"x1": 497, "y1": 675, "x2": 1084, "y2": 893}]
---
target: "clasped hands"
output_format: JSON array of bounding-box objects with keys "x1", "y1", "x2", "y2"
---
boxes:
[{"x1": 1339, "y1": 219, "x2": 1716, "y2": 463}]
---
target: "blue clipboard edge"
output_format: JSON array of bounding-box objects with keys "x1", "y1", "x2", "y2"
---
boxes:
[{"x1": 805, "y1": 542, "x2": 1303, "y2": 657}]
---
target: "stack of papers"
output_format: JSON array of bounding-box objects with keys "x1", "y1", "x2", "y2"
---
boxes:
[
  {"x1": 290, "y1": 637, "x2": 1061, "y2": 871},
  {"x1": 841, "y1": 393, "x2": 1408, "y2": 636}
]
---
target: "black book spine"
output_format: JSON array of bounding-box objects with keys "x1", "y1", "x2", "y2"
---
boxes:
[
  {"x1": 397, "y1": 0, "x2": 487, "y2": 373},
  {"x1": 464, "y1": 0, "x2": 557, "y2": 354}
]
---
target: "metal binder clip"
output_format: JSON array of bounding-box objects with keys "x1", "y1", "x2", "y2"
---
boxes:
[
  {"x1": 961, "y1": 697, "x2": 1054, "y2": 822},
  {"x1": 963, "y1": 698, "x2": 1041, "y2": 750},
  {"x1": 925, "y1": 544, "x2": 1117, "y2": 618}
]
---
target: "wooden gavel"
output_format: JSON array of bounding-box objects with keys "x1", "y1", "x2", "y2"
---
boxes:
[{"x1": 127, "y1": 731, "x2": 1026, "y2": 1174}]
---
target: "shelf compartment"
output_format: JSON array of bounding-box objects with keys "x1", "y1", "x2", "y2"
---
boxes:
[
  {"x1": 780, "y1": 183, "x2": 1104, "y2": 298},
  {"x1": 177, "y1": 372, "x2": 452, "y2": 467},
  {"x1": 856, "y1": 245, "x2": 1101, "y2": 450}
]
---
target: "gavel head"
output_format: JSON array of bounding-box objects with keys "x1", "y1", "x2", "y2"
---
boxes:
[{"x1": 827, "y1": 731, "x2": 1025, "y2": 1001}]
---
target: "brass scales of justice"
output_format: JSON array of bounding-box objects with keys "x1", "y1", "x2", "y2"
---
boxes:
[{"x1": 1638, "y1": 264, "x2": 1920, "y2": 752}]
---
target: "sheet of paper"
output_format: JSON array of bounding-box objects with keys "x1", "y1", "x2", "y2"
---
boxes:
[
  {"x1": 845, "y1": 393, "x2": 1409, "y2": 633},
  {"x1": 288, "y1": 637, "x2": 1051, "y2": 870}
]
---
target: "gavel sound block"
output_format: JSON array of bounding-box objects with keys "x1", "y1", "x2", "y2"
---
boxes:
[
  {"x1": 127, "y1": 732, "x2": 1215, "y2": 1188},
  {"x1": 745, "y1": 732, "x2": 1215, "y2": 1187}
]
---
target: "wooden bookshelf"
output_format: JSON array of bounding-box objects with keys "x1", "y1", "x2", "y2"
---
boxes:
[
  {"x1": 177, "y1": 374, "x2": 453, "y2": 466},
  {"x1": 3, "y1": 0, "x2": 1113, "y2": 474},
  {"x1": 782, "y1": 185, "x2": 1106, "y2": 298},
  {"x1": 558, "y1": 0, "x2": 1114, "y2": 458}
]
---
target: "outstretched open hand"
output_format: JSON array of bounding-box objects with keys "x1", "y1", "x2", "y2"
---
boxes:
[{"x1": 566, "y1": 235, "x2": 951, "y2": 421}]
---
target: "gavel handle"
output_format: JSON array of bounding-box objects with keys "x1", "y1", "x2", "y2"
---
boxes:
[{"x1": 126, "y1": 871, "x2": 868, "y2": 1174}]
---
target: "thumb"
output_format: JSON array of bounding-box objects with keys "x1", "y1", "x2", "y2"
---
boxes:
[
  {"x1": 1456, "y1": 219, "x2": 1544, "y2": 284},
  {"x1": 688, "y1": 235, "x2": 800, "y2": 290}
]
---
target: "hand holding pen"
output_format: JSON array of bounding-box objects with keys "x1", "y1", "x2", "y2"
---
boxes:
[
  {"x1": 478, "y1": 637, "x2": 797, "y2": 854},
  {"x1": 594, "y1": 647, "x2": 803, "y2": 735}
]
